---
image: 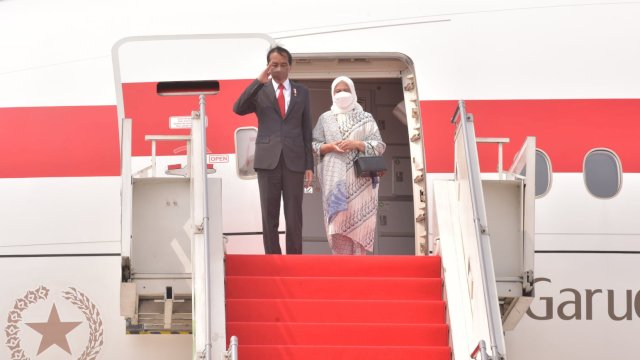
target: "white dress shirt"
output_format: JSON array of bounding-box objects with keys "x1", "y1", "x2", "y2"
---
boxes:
[{"x1": 271, "y1": 79, "x2": 291, "y2": 112}]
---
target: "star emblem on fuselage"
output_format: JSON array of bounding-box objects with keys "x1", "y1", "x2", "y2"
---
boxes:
[
  {"x1": 25, "y1": 303, "x2": 82, "y2": 355},
  {"x1": 5, "y1": 286, "x2": 104, "y2": 359}
]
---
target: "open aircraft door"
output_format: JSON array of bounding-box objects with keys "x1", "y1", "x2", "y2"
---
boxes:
[
  {"x1": 112, "y1": 34, "x2": 274, "y2": 359},
  {"x1": 433, "y1": 101, "x2": 535, "y2": 360}
]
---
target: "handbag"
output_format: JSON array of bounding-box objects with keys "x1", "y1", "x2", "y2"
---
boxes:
[{"x1": 354, "y1": 156, "x2": 387, "y2": 177}]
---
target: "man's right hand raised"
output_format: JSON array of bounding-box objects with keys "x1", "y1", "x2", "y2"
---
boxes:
[{"x1": 258, "y1": 66, "x2": 271, "y2": 84}]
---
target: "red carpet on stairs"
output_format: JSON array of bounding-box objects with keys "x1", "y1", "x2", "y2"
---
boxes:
[{"x1": 225, "y1": 255, "x2": 450, "y2": 360}]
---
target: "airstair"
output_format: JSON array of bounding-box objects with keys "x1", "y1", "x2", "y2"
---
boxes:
[
  {"x1": 118, "y1": 80, "x2": 234, "y2": 359},
  {"x1": 432, "y1": 101, "x2": 537, "y2": 359},
  {"x1": 115, "y1": 94, "x2": 536, "y2": 360}
]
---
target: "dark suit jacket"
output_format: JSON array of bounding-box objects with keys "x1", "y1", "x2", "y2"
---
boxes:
[{"x1": 233, "y1": 79, "x2": 313, "y2": 173}]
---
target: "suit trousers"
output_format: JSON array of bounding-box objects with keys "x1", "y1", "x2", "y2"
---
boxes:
[{"x1": 256, "y1": 152, "x2": 304, "y2": 254}]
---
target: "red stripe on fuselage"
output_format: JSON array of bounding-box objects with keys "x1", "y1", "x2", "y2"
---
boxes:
[
  {"x1": 0, "y1": 106, "x2": 119, "y2": 178},
  {"x1": 423, "y1": 99, "x2": 640, "y2": 173},
  {"x1": 1, "y1": 94, "x2": 638, "y2": 178},
  {"x1": 123, "y1": 81, "x2": 257, "y2": 157},
  {"x1": 0, "y1": 80, "x2": 258, "y2": 178}
]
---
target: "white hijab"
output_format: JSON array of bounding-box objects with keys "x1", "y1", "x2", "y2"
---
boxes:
[{"x1": 330, "y1": 76, "x2": 363, "y2": 114}]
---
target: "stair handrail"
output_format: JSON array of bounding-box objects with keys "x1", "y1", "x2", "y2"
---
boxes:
[
  {"x1": 475, "y1": 137, "x2": 510, "y2": 179},
  {"x1": 450, "y1": 100, "x2": 506, "y2": 360},
  {"x1": 154, "y1": 81, "x2": 226, "y2": 360},
  {"x1": 471, "y1": 340, "x2": 489, "y2": 360},
  {"x1": 224, "y1": 336, "x2": 238, "y2": 360},
  {"x1": 144, "y1": 134, "x2": 192, "y2": 177}
]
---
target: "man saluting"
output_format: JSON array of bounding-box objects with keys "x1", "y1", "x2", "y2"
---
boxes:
[{"x1": 233, "y1": 46, "x2": 313, "y2": 255}]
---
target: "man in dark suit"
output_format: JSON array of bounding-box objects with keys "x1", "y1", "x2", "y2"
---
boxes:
[{"x1": 233, "y1": 46, "x2": 313, "y2": 254}]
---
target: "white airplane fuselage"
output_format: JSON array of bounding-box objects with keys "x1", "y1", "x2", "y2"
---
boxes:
[{"x1": 1, "y1": 1, "x2": 640, "y2": 359}]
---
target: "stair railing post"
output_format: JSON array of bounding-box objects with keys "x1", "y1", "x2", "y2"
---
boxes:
[
  {"x1": 156, "y1": 81, "x2": 221, "y2": 360},
  {"x1": 199, "y1": 94, "x2": 213, "y2": 360}
]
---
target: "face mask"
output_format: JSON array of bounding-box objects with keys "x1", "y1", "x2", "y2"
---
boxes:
[{"x1": 333, "y1": 91, "x2": 354, "y2": 111}]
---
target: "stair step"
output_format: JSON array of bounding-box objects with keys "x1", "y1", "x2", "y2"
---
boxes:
[
  {"x1": 235, "y1": 345, "x2": 451, "y2": 360},
  {"x1": 225, "y1": 255, "x2": 441, "y2": 278},
  {"x1": 227, "y1": 322, "x2": 448, "y2": 346},
  {"x1": 226, "y1": 276, "x2": 442, "y2": 300},
  {"x1": 224, "y1": 254, "x2": 450, "y2": 359},
  {"x1": 226, "y1": 299, "x2": 445, "y2": 324}
]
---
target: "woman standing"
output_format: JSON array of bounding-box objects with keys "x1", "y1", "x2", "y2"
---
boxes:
[{"x1": 312, "y1": 76, "x2": 386, "y2": 255}]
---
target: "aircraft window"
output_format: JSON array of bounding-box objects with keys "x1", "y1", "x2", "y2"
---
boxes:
[
  {"x1": 517, "y1": 149, "x2": 552, "y2": 198},
  {"x1": 583, "y1": 149, "x2": 621, "y2": 199},
  {"x1": 235, "y1": 127, "x2": 257, "y2": 179},
  {"x1": 535, "y1": 150, "x2": 551, "y2": 197}
]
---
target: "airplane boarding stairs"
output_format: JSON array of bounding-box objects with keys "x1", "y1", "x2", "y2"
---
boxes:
[
  {"x1": 224, "y1": 254, "x2": 450, "y2": 359},
  {"x1": 221, "y1": 101, "x2": 538, "y2": 360},
  {"x1": 118, "y1": 93, "x2": 535, "y2": 360},
  {"x1": 429, "y1": 101, "x2": 537, "y2": 359}
]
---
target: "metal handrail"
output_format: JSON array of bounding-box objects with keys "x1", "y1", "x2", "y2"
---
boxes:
[
  {"x1": 451, "y1": 100, "x2": 505, "y2": 360},
  {"x1": 225, "y1": 336, "x2": 238, "y2": 360},
  {"x1": 476, "y1": 137, "x2": 510, "y2": 179},
  {"x1": 144, "y1": 134, "x2": 192, "y2": 177},
  {"x1": 471, "y1": 340, "x2": 489, "y2": 360}
]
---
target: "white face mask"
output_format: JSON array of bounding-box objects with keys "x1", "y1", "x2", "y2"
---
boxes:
[{"x1": 333, "y1": 91, "x2": 354, "y2": 111}]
